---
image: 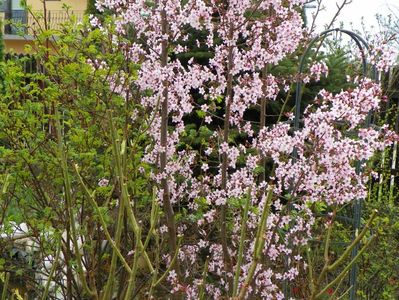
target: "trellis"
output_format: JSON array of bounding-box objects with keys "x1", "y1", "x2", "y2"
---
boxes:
[{"x1": 291, "y1": 28, "x2": 376, "y2": 300}]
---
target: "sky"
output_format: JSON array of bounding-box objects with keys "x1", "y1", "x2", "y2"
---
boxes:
[{"x1": 306, "y1": 0, "x2": 399, "y2": 33}]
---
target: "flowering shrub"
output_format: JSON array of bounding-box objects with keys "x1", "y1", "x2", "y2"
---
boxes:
[
  {"x1": 85, "y1": 0, "x2": 397, "y2": 299},
  {"x1": 0, "y1": 1, "x2": 397, "y2": 299}
]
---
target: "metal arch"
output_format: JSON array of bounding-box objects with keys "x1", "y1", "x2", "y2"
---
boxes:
[
  {"x1": 294, "y1": 28, "x2": 376, "y2": 131},
  {"x1": 291, "y1": 28, "x2": 375, "y2": 300}
]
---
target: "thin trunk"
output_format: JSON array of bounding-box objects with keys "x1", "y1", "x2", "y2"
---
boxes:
[
  {"x1": 259, "y1": 66, "x2": 268, "y2": 183},
  {"x1": 103, "y1": 114, "x2": 130, "y2": 299},
  {"x1": 160, "y1": 9, "x2": 179, "y2": 272},
  {"x1": 56, "y1": 111, "x2": 97, "y2": 298},
  {"x1": 221, "y1": 25, "x2": 235, "y2": 273},
  {"x1": 66, "y1": 229, "x2": 73, "y2": 300}
]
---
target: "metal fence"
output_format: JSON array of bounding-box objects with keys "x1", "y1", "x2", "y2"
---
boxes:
[{"x1": 4, "y1": 53, "x2": 40, "y2": 73}]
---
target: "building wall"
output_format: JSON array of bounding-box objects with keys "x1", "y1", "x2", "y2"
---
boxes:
[
  {"x1": 4, "y1": 39, "x2": 34, "y2": 53},
  {"x1": 2, "y1": 0, "x2": 86, "y2": 53},
  {"x1": 27, "y1": 0, "x2": 86, "y2": 14}
]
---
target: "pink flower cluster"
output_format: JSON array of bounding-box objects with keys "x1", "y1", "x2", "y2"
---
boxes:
[
  {"x1": 369, "y1": 42, "x2": 397, "y2": 73},
  {"x1": 309, "y1": 61, "x2": 329, "y2": 81},
  {"x1": 90, "y1": 0, "x2": 396, "y2": 298},
  {"x1": 257, "y1": 79, "x2": 395, "y2": 205}
]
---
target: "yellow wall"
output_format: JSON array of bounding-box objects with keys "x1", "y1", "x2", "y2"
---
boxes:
[
  {"x1": 4, "y1": 40, "x2": 34, "y2": 53},
  {"x1": 3, "y1": 0, "x2": 87, "y2": 53},
  {"x1": 26, "y1": 0, "x2": 86, "y2": 33},
  {"x1": 27, "y1": 0, "x2": 87, "y2": 13}
]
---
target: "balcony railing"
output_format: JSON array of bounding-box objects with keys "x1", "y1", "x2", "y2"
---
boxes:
[{"x1": 2, "y1": 10, "x2": 85, "y2": 35}]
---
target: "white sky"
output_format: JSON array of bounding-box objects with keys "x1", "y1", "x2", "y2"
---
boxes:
[{"x1": 307, "y1": 0, "x2": 399, "y2": 33}]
